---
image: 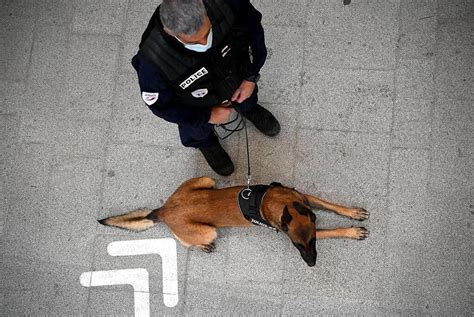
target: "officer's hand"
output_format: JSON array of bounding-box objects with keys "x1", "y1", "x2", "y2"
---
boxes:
[
  {"x1": 208, "y1": 102, "x2": 234, "y2": 124},
  {"x1": 231, "y1": 80, "x2": 256, "y2": 103}
]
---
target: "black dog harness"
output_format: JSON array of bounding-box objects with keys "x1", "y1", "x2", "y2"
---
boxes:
[{"x1": 237, "y1": 185, "x2": 278, "y2": 231}]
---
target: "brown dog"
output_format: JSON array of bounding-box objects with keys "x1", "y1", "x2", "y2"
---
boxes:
[{"x1": 99, "y1": 176, "x2": 369, "y2": 266}]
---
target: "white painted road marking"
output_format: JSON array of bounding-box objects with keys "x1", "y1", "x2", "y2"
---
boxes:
[
  {"x1": 107, "y1": 238, "x2": 179, "y2": 308},
  {"x1": 80, "y1": 268, "x2": 150, "y2": 317}
]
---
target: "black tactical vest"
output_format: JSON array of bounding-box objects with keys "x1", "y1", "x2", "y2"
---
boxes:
[{"x1": 138, "y1": 0, "x2": 251, "y2": 108}]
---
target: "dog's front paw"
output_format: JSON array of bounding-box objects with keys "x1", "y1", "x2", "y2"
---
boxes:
[
  {"x1": 350, "y1": 208, "x2": 369, "y2": 221},
  {"x1": 348, "y1": 227, "x2": 369, "y2": 240},
  {"x1": 200, "y1": 242, "x2": 216, "y2": 253}
]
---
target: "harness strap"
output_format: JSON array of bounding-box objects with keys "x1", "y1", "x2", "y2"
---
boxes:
[{"x1": 237, "y1": 185, "x2": 277, "y2": 231}]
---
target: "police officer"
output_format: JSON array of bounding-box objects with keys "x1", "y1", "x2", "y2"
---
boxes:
[{"x1": 131, "y1": 0, "x2": 280, "y2": 176}]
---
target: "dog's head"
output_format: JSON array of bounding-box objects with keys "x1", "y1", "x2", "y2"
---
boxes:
[{"x1": 264, "y1": 183, "x2": 317, "y2": 266}]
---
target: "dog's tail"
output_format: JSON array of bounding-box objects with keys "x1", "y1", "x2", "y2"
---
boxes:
[{"x1": 98, "y1": 208, "x2": 159, "y2": 232}]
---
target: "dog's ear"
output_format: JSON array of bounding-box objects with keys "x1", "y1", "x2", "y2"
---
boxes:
[
  {"x1": 293, "y1": 201, "x2": 311, "y2": 216},
  {"x1": 281, "y1": 206, "x2": 292, "y2": 232},
  {"x1": 270, "y1": 182, "x2": 283, "y2": 187}
]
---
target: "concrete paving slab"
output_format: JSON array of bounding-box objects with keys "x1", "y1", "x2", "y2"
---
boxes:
[
  {"x1": 1, "y1": 291, "x2": 38, "y2": 316},
  {"x1": 429, "y1": 99, "x2": 473, "y2": 195},
  {"x1": 392, "y1": 98, "x2": 432, "y2": 148},
  {"x1": 387, "y1": 149, "x2": 431, "y2": 246},
  {"x1": 1, "y1": 113, "x2": 19, "y2": 236},
  {"x1": 258, "y1": 25, "x2": 304, "y2": 105},
  {"x1": 0, "y1": 16, "x2": 35, "y2": 81},
  {"x1": 437, "y1": 0, "x2": 474, "y2": 23},
  {"x1": 1, "y1": 144, "x2": 53, "y2": 261},
  {"x1": 398, "y1": 0, "x2": 437, "y2": 60},
  {"x1": 432, "y1": 97, "x2": 473, "y2": 140},
  {"x1": 60, "y1": 34, "x2": 120, "y2": 120},
  {"x1": 183, "y1": 281, "x2": 226, "y2": 315},
  {"x1": 186, "y1": 229, "x2": 230, "y2": 283},
  {"x1": 421, "y1": 192, "x2": 472, "y2": 263},
  {"x1": 1, "y1": 256, "x2": 90, "y2": 315},
  {"x1": 224, "y1": 228, "x2": 287, "y2": 284},
  {"x1": 252, "y1": 0, "x2": 308, "y2": 27},
  {"x1": 34, "y1": 158, "x2": 102, "y2": 266},
  {"x1": 186, "y1": 280, "x2": 283, "y2": 316},
  {"x1": 379, "y1": 248, "x2": 432, "y2": 310},
  {"x1": 102, "y1": 144, "x2": 196, "y2": 214},
  {"x1": 30, "y1": 263, "x2": 91, "y2": 315},
  {"x1": 299, "y1": 68, "x2": 394, "y2": 133},
  {"x1": 282, "y1": 295, "x2": 386, "y2": 316},
  {"x1": 28, "y1": 23, "x2": 69, "y2": 90},
  {"x1": 234, "y1": 102, "x2": 297, "y2": 185},
  {"x1": 295, "y1": 129, "x2": 391, "y2": 198},
  {"x1": 111, "y1": 72, "x2": 182, "y2": 147},
  {"x1": 435, "y1": 20, "x2": 474, "y2": 101},
  {"x1": 0, "y1": 80, "x2": 27, "y2": 114},
  {"x1": 120, "y1": 0, "x2": 158, "y2": 73},
  {"x1": 430, "y1": 136, "x2": 473, "y2": 196},
  {"x1": 72, "y1": 0, "x2": 128, "y2": 35},
  {"x1": 218, "y1": 281, "x2": 283, "y2": 316},
  {"x1": 396, "y1": 58, "x2": 435, "y2": 100},
  {"x1": 0, "y1": 0, "x2": 73, "y2": 25},
  {"x1": 87, "y1": 288, "x2": 135, "y2": 316},
  {"x1": 305, "y1": 0, "x2": 399, "y2": 69},
  {"x1": 420, "y1": 259, "x2": 471, "y2": 315}
]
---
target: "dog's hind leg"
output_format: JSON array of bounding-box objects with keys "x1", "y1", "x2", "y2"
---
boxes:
[
  {"x1": 302, "y1": 194, "x2": 369, "y2": 221},
  {"x1": 316, "y1": 227, "x2": 369, "y2": 240},
  {"x1": 170, "y1": 223, "x2": 218, "y2": 252},
  {"x1": 176, "y1": 176, "x2": 216, "y2": 191}
]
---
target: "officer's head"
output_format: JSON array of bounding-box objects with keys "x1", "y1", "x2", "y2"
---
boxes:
[{"x1": 160, "y1": 0, "x2": 211, "y2": 45}]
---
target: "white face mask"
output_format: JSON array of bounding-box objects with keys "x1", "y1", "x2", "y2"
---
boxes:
[{"x1": 175, "y1": 29, "x2": 213, "y2": 52}]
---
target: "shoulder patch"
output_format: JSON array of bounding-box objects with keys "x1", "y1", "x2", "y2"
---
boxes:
[{"x1": 142, "y1": 92, "x2": 159, "y2": 106}]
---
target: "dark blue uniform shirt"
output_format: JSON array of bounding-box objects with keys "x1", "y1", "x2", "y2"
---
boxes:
[{"x1": 131, "y1": 0, "x2": 267, "y2": 127}]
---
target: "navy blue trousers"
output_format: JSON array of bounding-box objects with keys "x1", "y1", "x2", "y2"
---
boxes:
[{"x1": 178, "y1": 90, "x2": 258, "y2": 148}]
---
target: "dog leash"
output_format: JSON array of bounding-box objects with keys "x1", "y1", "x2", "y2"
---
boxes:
[
  {"x1": 236, "y1": 106, "x2": 252, "y2": 190},
  {"x1": 213, "y1": 104, "x2": 252, "y2": 189}
]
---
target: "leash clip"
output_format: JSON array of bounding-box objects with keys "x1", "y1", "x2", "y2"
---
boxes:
[{"x1": 247, "y1": 174, "x2": 251, "y2": 189}]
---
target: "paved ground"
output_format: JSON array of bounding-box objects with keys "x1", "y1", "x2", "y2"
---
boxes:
[{"x1": 1, "y1": 0, "x2": 472, "y2": 315}]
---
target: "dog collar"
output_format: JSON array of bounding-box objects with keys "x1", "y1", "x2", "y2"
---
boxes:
[{"x1": 237, "y1": 185, "x2": 278, "y2": 231}]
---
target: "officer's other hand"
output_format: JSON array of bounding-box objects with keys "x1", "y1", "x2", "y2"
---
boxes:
[
  {"x1": 209, "y1": 101, "x2": 234, "y2": 124},
  {"x1": 231, "y1": 80, "x2": 256, "y2": 103}
]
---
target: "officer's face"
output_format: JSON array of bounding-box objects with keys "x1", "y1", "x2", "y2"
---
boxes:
[{"x1": 175, "y1": 15, "x2": 212, "y2": 45}]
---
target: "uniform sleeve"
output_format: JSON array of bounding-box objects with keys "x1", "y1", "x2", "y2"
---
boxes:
[
  {"x1": 231, "y1": 0, "x2": 268, "y2": 77},
  {"x1": 131, "y1": 54, "x2": 211, "y2": 127}
]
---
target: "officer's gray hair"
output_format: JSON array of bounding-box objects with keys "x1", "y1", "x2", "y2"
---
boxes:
[{"x1": 160, "y1": 0, "x2": 207, "y2": 36}]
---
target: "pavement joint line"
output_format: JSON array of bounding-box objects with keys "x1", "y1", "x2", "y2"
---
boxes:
[
  {"x1": 385, "y1": 0, "x2": 403, "y2": 207},
  {"x1": 427, "y1": 0, "x2": 441, "y2": 194},
  {"x1": 310, "y1": 65, "x2": 398, "y2": 72}
]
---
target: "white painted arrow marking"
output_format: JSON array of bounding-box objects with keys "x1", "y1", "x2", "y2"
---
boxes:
[
  {"x1": 80, "y1": 268, "x2": 150, "y2": 317},
  {"x1": 107, "y1": 238, "x2": 179, "y2": 308}
]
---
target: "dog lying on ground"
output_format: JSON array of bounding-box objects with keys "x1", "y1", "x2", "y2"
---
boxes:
[{"x1": 99, "y1": 177, "x2": 369, "y2": 266}]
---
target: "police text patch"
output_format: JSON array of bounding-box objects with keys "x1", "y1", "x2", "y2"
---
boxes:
[{"x1": 179, "y1": 67, "x2": 208, "y2": 90}]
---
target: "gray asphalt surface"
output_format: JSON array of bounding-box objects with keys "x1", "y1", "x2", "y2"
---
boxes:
[{"x1": 1, "y1": 0, "x2": 472, "y2": 315}]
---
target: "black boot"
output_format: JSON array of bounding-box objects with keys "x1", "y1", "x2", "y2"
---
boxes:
[
  {"x1": 242, "y1": 104, "x2": 280, "y2": 137},
  {"x1": 198, "y1": 142, "x2": 234, "y2": 176}
]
